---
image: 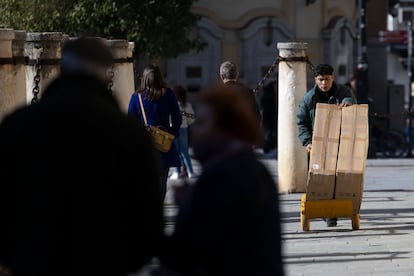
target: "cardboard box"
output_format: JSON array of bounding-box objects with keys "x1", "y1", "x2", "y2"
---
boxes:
[
  {"x1": 308, "y1": 103, "x2": 342, "y2": 175},
  {"x1": 335, "y1": 172, "x2": 365, "y2": 213},
  {"x1": 336, "y1": 104, "x2": 369, "y2": 173},
  {"x1": 306, "y1": 103, "x2": 341, "y2": 200},
  {"x1": 306, "y1": 104, "x2": 369, "y2": 212},
  {"x1": 306, "y1": 172, "x2": 335, "y2": 200},
  {"x1": 335, "y1": 104, "x2": 369, "y2": 214}
]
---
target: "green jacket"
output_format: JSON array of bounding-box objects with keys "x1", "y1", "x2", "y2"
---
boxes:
[{"x1": 296, "y1": 82, "x2": 356, "y2": 147}]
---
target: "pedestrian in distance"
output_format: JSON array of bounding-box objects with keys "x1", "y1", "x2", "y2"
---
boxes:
[
  {"x1": 128, "y1": 64, "x2": 182, "y2": 202},
  {"x1": 296, "y1": 63, "x2": 356, "y2": 227},
  {"x1": 219, "y1": 60, "x2": 262, "y2": 126},
  {"x1": 0, "y1": 36, "x2": 164, "y2": 276},
  {"x1": 169, "y1": 84, "x2": 197, "y2": 180},
  {"x1": 260, "y1": 79, "x2": 278, "y2": 155},
  {"x1": 157, "y1": 83, "x2": 285, "y2": 276}
]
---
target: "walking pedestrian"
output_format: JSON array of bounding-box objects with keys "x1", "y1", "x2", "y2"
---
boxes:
[
  {"x1": 0, "y1": 36, "x2": 163, "y2": 276},
  {"x1": 219, "y1": 60, "x2": 261, "y2": 123},
  {"x1": 128, "y1": 64, "x2": 182, "y2": 202},
  {"x1": 296, "y1": 63, "x2": 356, "y2": 227},
  {"x1": 260, "y1": 80, "x2": 278, "y2": 155}
]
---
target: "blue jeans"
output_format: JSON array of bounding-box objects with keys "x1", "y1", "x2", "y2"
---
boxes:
[{"x1": 173, "y1": 128, "x2": 194, "y2": 175}]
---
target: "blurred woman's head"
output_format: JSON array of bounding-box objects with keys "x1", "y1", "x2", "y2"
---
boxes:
[{"x1": 191, "y1": 84, "x2": 261, "y2": 151}]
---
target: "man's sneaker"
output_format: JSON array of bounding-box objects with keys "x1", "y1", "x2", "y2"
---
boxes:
[{"x1": 326, "y1": 218, "x2": 337, "y2": 227}]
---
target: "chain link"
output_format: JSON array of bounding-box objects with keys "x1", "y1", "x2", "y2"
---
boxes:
[
  {"x1": 252, "y1": 55, "x2": 315, "y2": 94},
  {"x1": 252, "y1": 57, "x2": 279, "y2": 94},
  {"x1": 31, "y1": 56, "x2": 41, "y2": 104},
  {"x1": 180, "y1": 110, "x2": 196, "y2": 119},
  {"x1": 107, "y1": 65, "x2": 114, "y2": 95}
]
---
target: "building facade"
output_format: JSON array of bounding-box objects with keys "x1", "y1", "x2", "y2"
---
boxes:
[
  {"x1": 165, "y1": 0, "x2": 359, "y2": 94},
  {"x1": 160, "y1": 0, "x2": 413, "y2": 134}
]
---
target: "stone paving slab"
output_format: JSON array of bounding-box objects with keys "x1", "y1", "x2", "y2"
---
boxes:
[
  {"x1": 135, "y1": 157, "x2": 414, "y2": 276},
  {"x1": 280, "y1": 191, "x2": 414, "y2": 276}
]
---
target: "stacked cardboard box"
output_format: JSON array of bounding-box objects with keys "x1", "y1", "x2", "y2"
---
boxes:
[
  {"x1": 335, "y1": 104, "x2": 369, "y2": 213},
  {"x1": 307, "y1": 103, "x2": 341, "y2": 200},
  {"x1": 306, "y1": 103, "x2": 369, "y2": 213}
]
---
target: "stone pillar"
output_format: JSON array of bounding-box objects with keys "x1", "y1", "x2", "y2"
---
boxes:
[
  {"x1": 12, "y1": 30, "x2": 27, "y2": 109},
  {"x1": 0, "y1": 28, "x2": 15, "y2": 122},
  {"x1": 277, "y1": 42, "x2": 308, "y2": 193},
  {"x1": 106, "y1": 39, "x2": 135, "y2": 113},
  {"x1": 25, "y1": 32, "x2": 63, "y2": 104}
]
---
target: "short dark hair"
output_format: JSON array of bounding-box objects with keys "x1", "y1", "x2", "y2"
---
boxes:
[
  {"x1": 61, "y1": 36, "x2": 113, "y2": 70},
  {"x1": 313, "y1": 64, "x2": 334, "y2": 77}
]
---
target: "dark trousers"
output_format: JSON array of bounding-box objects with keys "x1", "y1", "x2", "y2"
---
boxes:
[{"x1": 160, "y1": 167, "x2": 169, "y2": 203}]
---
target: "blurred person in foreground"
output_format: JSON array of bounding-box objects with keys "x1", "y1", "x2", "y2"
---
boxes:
[
  {"x1": 0, "y1": 36, "x2": 163, "y2": 276},
  {"x1": 156, "y1": 83, "x2": 284, "y2": 276},
  {"x1": 296, "y1": 63, "x2": 356, "y2": 227},
  {"x1": 128, "y1": 64, "x2": 182, "y2": 202}
]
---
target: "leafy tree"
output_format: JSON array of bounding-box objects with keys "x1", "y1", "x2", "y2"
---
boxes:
[{"x1": 0, "y1": 0, "x2": 205, "y2": 59}]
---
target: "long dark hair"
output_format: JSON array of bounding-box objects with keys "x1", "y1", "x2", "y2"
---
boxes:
[{"x1": 139, "y1": 64, "x2": 166, "y2": 100}]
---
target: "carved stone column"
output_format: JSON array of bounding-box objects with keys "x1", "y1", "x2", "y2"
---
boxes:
[
  {"x1": 12, "y1": 30, "x2": 27, "y2": 109},
  {"x1": 25, "y1": 32, "x2": 63, "y2": 103},
  {"x1": 277, "y1": 42, "x2": 309, "y2": 193},
  {"x1": 0, "y1": 29, "x2": 15, "y2": 122},
  {"x1": 106, "y1": 39, "x2": 135, "y2": 113}
]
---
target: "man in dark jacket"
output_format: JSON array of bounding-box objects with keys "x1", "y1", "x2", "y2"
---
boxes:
[
  {"x1": 219, "y1": 60, "x2": 262, "y2": 124},
  {"x1": 0, "y1": 37, "x2": 163, "y2": 276},
  {"x1": 296, "y1": 63, "x2": 356, "y2": 227}
]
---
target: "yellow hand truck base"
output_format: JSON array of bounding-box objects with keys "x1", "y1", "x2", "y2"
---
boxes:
[{"x1": 300, "y1": 194, "x2": 360, "y2": 231}]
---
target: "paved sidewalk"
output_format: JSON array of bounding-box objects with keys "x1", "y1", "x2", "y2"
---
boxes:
[
  {"x1": 270, "y1": 158, "x2": 414, "y2": 276},
  {"x1": 137, "y1": 157, "x2": 414, "y2": 276}
]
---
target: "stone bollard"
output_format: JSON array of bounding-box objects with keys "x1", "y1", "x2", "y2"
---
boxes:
[
  {"x1": 0, "y1": 28, "x2": 15, "y2": 122},
  {"x1": 277, "y1": 42, "x2": 309, "y2": 193},
  {"x1": 12, "y1": 30, "x2": 27, "y2": 109},
  {"x1": 25, "y1": 32, "x2": 63, "y2": 104},
  {"x1": 106, "y1": 39, "x2": 135, "y2": 113}
]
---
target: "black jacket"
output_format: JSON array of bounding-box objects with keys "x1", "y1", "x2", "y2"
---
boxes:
[
  {"x1": 0, "y1": 73, "x2": 163, "y2": 276},
  {"x1": 296, "y1": 82, "x2": 356, "y2": 147},
  {"x1": 224, "y1": 80, "x2": 262, "y2": 123},
  {"x1": 160, "y1": 136, "x2": 284, "y2": 276}
]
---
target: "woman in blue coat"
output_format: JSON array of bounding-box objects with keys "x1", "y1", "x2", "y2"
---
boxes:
[{"x1": 128, "y1": 64, "x2": 182, "y2": 202}]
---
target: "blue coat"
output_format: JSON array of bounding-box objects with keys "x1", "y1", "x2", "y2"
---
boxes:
[{"x1": 128, "y1": 88, "x2": 182, "y2": 168}]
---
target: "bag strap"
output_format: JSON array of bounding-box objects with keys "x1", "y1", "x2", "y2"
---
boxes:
[{"x1": 138, "y1": 93, "x2": 148, "y2": 126}]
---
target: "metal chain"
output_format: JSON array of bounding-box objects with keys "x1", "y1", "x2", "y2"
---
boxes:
[
  {"x1": 107, "y1": 65, "x2": 114, "y2": 95},
  {"x1": 31, "y1": 56, "x2": 41, "y2": 104},
  {"x1": 252, "y1": 57, "x2": 280, "y2": 94},
  {"x1": 252, "y1": 55, "x2": 315, "y2": 94},
  {"x1": 180, "y1": 110, "x2": 196, "y2": 119}
]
